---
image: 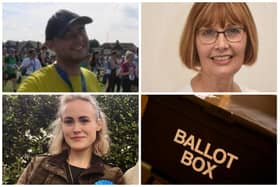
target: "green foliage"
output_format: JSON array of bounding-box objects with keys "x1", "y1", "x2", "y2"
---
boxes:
[
  {"x1": 3, "y1": 95, "x2": 138, "y2": 184},
  {"x1": 89, "y1": 39, "x2": 100, "y2": 49}
]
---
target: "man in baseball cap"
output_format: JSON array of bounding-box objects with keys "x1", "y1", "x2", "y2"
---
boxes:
[
  {"x1": 45, "y1": 9, "x2": 92, "y2": 41},
  {"x1": 17, "y1": 9, "x2": 101, "y2": 92}
]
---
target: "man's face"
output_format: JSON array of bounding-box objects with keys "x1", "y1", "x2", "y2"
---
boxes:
[
  {"x1": 48, "y1": 23, "x2": 89, "y2": 64},
  {"x1": 9, "y1": 50, "x2": 15, "y2": 57},
  {"x1": 29, "y1": 51, "x2": 36, "y2": 59},
  {"x1": 111, "y1": 54, "x2": 117, "y2": 61}
]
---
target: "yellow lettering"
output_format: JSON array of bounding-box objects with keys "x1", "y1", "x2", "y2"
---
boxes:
[
  {"x1": 174, "y1": 129, "x2": 186, "y2": 145},
  {"x1": 174, "y1": 128, "x2": 239, "y2": 174},
  {"x1": 181, "y1": 150, "x2": 193, "y2": 166},
  {"x1": 203, "y1": 143, "x2": 213, "y2": 160},
  {"x1": 202, "y1": 161, "x2": 217, "y2": 180},
  {"x1": 213, "y1": 148, "x2": 227, "y2": 164},
  {"x1": 194, "y1": 138, "x2": 204, "y2": 156},
  {"x1": 226, "y1": 152, "x2": 239, "y2": 169},
  {"x1": 183, "y1": 134, "x2": 195, "y2": 150},
  {"x1": 192, "y1": 156, "x2": 205, "y2": 172}
]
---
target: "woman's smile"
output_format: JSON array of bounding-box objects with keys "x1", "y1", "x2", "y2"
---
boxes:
[
  {"x1": 210, "y1": 55, "x2": 233, "y2": 65},
  {"x1": 71, "y1": 136, "x2": 86, "y2": 141}
]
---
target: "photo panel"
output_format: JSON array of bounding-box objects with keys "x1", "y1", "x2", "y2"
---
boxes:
[
  {"x1": 3, "y1": 2, "x2": 139, "y2": 93},
  {"x1": 141, "y1": 95, "x2": 276, "y2": 184},
  {"x1": 142, "y1": 3, "x2": 276, "y2": 92},
  {"x1": 3, "y1": 94, "x2": 139, "y2": 184}
]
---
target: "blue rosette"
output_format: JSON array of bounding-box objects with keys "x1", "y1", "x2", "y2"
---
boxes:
[{"x1": 95, "y1": 179, "x2": 113, "y2": 185}]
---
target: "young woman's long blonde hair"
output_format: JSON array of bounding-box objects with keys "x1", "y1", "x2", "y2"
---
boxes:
[{"x1": 48, "y1": 95, "x2": 110, "y2": 157}]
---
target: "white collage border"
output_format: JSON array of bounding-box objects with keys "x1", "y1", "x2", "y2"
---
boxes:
[{"x1": 0, "y1": 0, "x2": 279, "y2": 186}]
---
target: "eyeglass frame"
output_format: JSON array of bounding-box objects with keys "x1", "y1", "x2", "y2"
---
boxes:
[{"x1": 197, "y1": 27, "x2": 246, "y2": 44}]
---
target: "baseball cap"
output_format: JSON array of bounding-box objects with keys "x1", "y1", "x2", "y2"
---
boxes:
[{"x1": 45, "y1": 9, "x2": 93, "y2": 41}]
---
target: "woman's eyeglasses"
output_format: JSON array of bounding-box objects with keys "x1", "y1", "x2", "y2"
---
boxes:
[{"x1": 197, "y1": 27, "x2": 245, "y2": 44}]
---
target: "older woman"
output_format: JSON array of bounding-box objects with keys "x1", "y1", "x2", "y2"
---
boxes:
[
  {"x1": 180, "y1": 3, "x2": 258, "y2": 92},
  {"x1": 17, "y1": 95, "x2": 123, "y2": 184}
]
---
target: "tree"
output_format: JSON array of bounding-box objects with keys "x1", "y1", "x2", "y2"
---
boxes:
[
  {"x1": 3, "y1": 95, "x2": 138, "y2": 184},
  {"x1": 89, "y1": 39, "x2": 100, "y2": 51}
]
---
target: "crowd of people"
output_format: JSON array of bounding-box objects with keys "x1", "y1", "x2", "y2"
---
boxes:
[
  {"x1": 92, "y1": 50, "x2": 139, "y2": 92},
  {"x1": 3, "y1": 46, "x2": 138, "y2": 92},
  {"x1": 3, "y1": 46, "x2": 54, "y2": 92}
]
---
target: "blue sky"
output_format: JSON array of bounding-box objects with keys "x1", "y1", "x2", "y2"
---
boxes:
[{"x1": 3, "y1": 2, "x2": 139, "y2": 46}]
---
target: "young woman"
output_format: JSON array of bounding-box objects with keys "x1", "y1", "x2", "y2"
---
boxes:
[{"x1": 17, "y1": 95, "x2": 123, "y2": 184}]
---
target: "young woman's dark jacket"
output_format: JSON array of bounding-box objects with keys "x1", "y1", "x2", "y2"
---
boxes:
[{"x1": 17, "y1": 151, "x2": 124, "y2": 184}]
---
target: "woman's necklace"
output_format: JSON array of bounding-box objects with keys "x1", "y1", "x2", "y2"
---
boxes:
[{"x1": 67, "y1": 162, "x2": 74, "y2": 184}]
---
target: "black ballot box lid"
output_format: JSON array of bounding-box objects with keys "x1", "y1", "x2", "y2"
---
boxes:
[{"x1": 141, "y1": 95, "x2": 276, "y2": 184}]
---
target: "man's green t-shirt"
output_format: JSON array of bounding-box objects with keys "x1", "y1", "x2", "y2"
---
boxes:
[
  {"x1": 17, "y1": 64, "x2": 101, "y2": 92},
  {"x1": 5, "y1": 56, "x2": 17, "y2": 75}
]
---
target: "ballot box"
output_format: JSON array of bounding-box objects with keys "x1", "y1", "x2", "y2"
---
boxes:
[{"x1": 141, "y1": 95, "x2": 276, "y2": 184}]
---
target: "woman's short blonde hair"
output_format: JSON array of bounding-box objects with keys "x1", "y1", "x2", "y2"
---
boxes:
[
  {"x1": 48, "y1": 95, "x2": 110, "y2": 157},
  {"x1": 179, "y1": 3, "x2": 258, "y2": 71},
  {"x1": 125, "y1": 50, "x2": 134, "y2": 61}
]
